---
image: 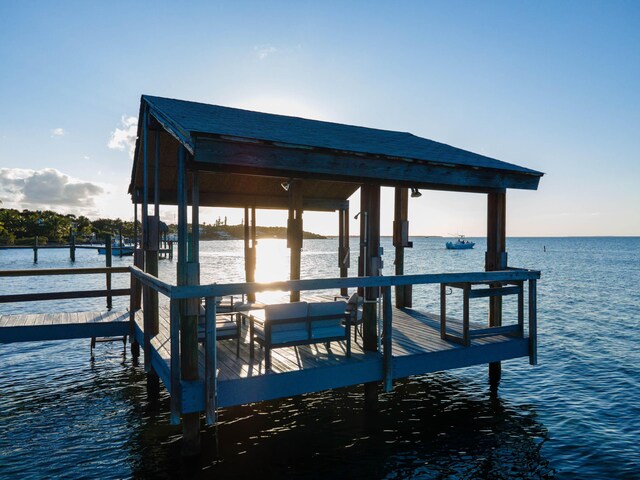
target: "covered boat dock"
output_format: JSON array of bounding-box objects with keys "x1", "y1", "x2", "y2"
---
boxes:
[{"x1": 125, "y1": 95, "x2": 543, "y2": 454}]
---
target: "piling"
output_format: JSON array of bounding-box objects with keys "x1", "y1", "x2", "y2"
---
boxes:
[
  {"x1": 105, "y1": 235, "x2": 113, "y2": 310},
  {"x1": 33, "y1": 237, "x2": 38, "y2": 263},
  {"x1": 486, "y1": 191, "x2": 507, "y2": 385},
  {"x1": 360, "y1": 183, "x2": 382, "y2": 408},
  {"x1": 70, "y1": 234, "x2": 76, "y2": 262}
]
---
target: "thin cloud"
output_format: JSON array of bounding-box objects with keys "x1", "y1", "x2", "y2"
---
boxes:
[
  {"x1": 51, "y1": 127, "x2": 66, "y2": 137},
  {"x1": 0, "y1": 167, "x2": 104, "y2": 214},
  {"x1": 255, "y1": 44, "x2": 277, "y2": 60},
  {"x1": 108, "y1": 116, "x2": 138, "y2": 159}
]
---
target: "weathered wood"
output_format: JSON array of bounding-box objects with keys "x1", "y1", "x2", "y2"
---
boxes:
[
  {"x1": 169, "y1": 269, "x2": 540, "y2": 299},
  {"x1": 169, "y1": 298, "x2": 181, "y2": 424},
  {"x1": 469, "y1": 324, "x2": 522, "y2": 338},
  {"x1": 0, "y1": 289, "x2": 130, "y2": 304},
  {"x1": 0, "y1": 310, "x2": 129, "y2": 343},
  {"x1": 338, "y1": 206, "x2": 350, "y2": 296},
  {"x1": 486, "y1": 191, "x2": 507, "y2": 385},
  {"x1": 394, "y1": 187, "x2": 412, "y2": 308},
  {"x1": 204, "y1": 296, "x2": 217, "y2": 425},
  {"x1": 288, "y1": 179, "x2": 303, "y2": 302},
  {"x1": 468, "y1": 285, "x2": 520, "y2": 299},
  {"x1": 463, "y1": 283, "x2": 470, "y2": 346},
  {"x1": 382, "y1": 286, "x2": 393, "y2": 392},
  {"x1": 145, "y1": 189, "x2": 348, "y2": 212},
  {"x1": 440, "y1": 283, "x2": 447, "y2": 340},
  {"x1": 177, "y1": 145, "x2": 201, "y2": 456},
  {"x1": 70, "y1": 234, "x2": 76, "y2": 262},
  {"x1": 105, "y1": 235, "x2": 113, "y2": 310},
  {"x1": 529, "y1": 279, "x2": 538, "y2": 365},
  {"x1": 0, "y1": 266, "x2": 129, "y2": 277},
  {"x1": 129, "y1": 265, "x2": 172, "y2": 297},
  {"x1": 196, "y1": 138, "x2": 542, "y2": 191}
]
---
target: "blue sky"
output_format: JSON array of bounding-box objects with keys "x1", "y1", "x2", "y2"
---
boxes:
[{"x1": 0, "y1": 1, "x2": 638, "y2": 236}]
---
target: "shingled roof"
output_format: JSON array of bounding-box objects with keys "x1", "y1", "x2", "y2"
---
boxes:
[
  {"x1": 143, "y1": 95, "x2": 541, "y2": 175},
  {"x1": 129, "y1": 95, "x2": 543, "y2": 208}
]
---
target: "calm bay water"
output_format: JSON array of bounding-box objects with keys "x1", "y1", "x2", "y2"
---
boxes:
[{"x1": 1, "y1": 237, "x2": 639, "y2": 478}]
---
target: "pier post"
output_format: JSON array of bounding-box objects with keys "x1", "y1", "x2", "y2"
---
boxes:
[
  {"x1": 177, "y1": 146, "x2": 201, "y2": 456},
  {"x1": 70, "y1": 234, "x2": 76, "y2": 262},
  {"x1": 338, "y1": 205, "x2": 350, "y2": 297},
  {"x1": 33, "y1": 236, "x2": 38, "y2": 263},
  {"x1": 244, "y1": 207, "x2": 257, "y2": 303},
  {"x1": 393, "y1": 187, "x2": 412, "y2": 308},
  {"x1": 288, "y1": 179, "x2": 303, "y2": 302},
  {"x1": 359, "y1": 184, "x2": 382, "y2": 408},
  {"x1": 486, "y1": 191, "x2": 507, "y2": 386},
  {"x1": 131, "y1": 197, "x2": 143, "y2": 359},
  {"x1": 105, "y1": 235, "x2": 112, "y2": 310}
]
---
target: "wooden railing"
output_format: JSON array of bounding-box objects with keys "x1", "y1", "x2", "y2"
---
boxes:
[
  {"x1": 129, "y1": 266, "x2": 540, "y2": 425},
  {"x1": 0, "y1": 267, "x2": 131, "y2": 308}
]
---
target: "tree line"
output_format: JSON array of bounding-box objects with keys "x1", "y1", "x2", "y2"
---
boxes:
[{"x1": 0, "y1": 208, "x2": 140, "y2": 245}]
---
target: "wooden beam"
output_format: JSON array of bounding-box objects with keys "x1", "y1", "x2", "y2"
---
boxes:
[
  {"x1": 177, "y1": 145, "x2": 201, "y2": 456},
  {"x1": 196, "y1": 138, "x2": 542, "y2": 191},
  {"x1": 144, "y1": 189, "x2": 348, "y2": 212},
  {"x1": 393, "y1": 187, "x2": 412, "y2": 308},
  {"x1": 288, "y1": 179, "x2": 303, "y2": 302},
  {"x1": 486, "y1": 191, "x2": 507, "y2": 385}
]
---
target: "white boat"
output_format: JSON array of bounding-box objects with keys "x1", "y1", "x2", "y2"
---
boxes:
[
  {"x1": 446, "y1": 236, "x2": 475, "y2": 250},
  {"x1": 98, "y1": 235, "x2": 135, "y2": 256}
]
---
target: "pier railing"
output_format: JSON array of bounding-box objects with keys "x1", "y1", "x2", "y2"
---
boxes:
[
  {"x1": 0, "y1": 266, "x2": 131, "y2": 309},
  {"x1": 129, "y1": 266, "x2": 540, "y2": 425}
]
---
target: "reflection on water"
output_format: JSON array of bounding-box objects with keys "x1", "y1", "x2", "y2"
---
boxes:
[{"x1": 1, "y1": 237, "x2": 640, "y2": 478}]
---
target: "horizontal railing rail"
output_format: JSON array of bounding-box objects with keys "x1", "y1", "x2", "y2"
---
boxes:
[
  {"x1": 0, "y1": 266, "x2": 131, "y2": 306},
  {"x1": 169, "y1": 268, "x2": 540, "y2": 300},
  {"x1": 0, "y1": 266, "x2": 129, "y2": 277},
  {"x1": 129, "y1": 266, "x2": 173, "y2": 298}
]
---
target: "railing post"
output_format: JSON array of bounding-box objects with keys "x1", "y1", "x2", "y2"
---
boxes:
[
  {"x1": 105, "y1": 234, "x2": 112, "y2": 310},
  {"x1": 528, "y1": 279, "x2": 537, "y2": 365},
  {"x1": 463, "y1": 283, "x2": 470, "y2": 346},
  {"x1": 170, "y1": 298, "x2": 181, "y2": 424},
  {"x1": 440, "y1": 283, "x2": 447, "y2": 340},
  {"x1": 205, "y1": 296, "x2": 217, "y2": 425},
  {"x1": 382, "y1": 286, "x2": 393, "y2": 392}
]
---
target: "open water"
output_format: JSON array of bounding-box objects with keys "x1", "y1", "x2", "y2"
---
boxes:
[{"x1": 0, "y1": 237, "x2": 639, "y2": 479}]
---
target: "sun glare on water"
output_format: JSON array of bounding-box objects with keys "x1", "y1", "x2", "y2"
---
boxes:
[{"x1": 254, "y1": 239, "x2": 290, "y2": 303}]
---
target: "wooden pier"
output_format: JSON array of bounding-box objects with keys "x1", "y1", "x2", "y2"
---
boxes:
[
  {"x1": 0, "y1": 310, "x2": 128, "y2": 343},
  {"x1": 1, "y1": 94, "x2": 544, "y2": 455}
]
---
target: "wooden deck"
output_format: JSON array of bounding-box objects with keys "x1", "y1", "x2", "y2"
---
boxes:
[
  {"x1": 0, "y1": 310, "x2": 129, "y2": 343},
  {"x1": 133, "y1": 299, "x2": 529, "y2": 413}
]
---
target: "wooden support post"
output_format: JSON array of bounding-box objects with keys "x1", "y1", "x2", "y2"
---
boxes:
[
  {"x1": 382, "y1": 286, "x2": 393, "y2": 392},
  {"x1": 359, "y1": 184, "x2": 381, "y2": 408},
  {"x1": 244, "y1": 207, "x2": 257, "y2": 303},
  {"x1": 33, "y1": 236, "x2": 38, "y2": 263},
  {"x1": 105, "y1": 234, "x2": 112, "y2": 310},
  {"x1": 338, "y1": 205, "x2": 350, "y2": 297},
  {"x1": 486, "y1": 191, "x2": 507, "y2": 385},
  {"x1": 169, "y1": 298, "x2": 181, "y2": 424},
  {"x1": 204, "y1": 296, "x2": 217, "y2": 425},
  {"x1": 177, "y1": 146, "x2": 200, "y2": 456},
  {"x1": 70, "y1": 234, "x2": 76, "y2": 262},
  {"x1": 393, "y1": 187, "x2": 412, "y2": 308},
  {"x1": 288, "y1": 179, "x2": 303, "y2": 302},
  {"x1": 528, "y1": 279, "x2": 538, "y2": 365}
]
